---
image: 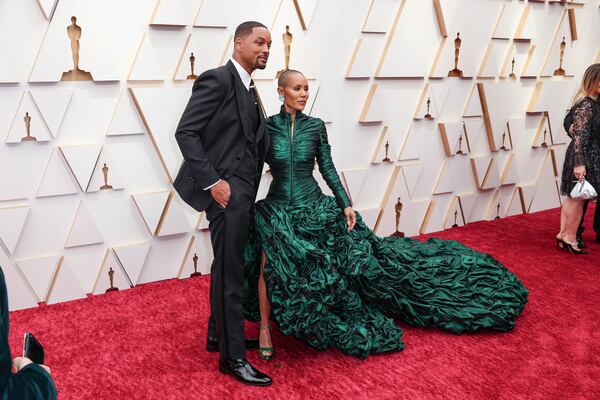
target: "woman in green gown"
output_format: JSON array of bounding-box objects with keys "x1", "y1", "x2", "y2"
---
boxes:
[{"x1": 243, "y1": 70, "x2": 527, "y2": 359}]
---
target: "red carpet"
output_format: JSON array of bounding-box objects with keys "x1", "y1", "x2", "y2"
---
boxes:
[{"x1": 8, "y1": 205, "x2": 600, "y2": 399}]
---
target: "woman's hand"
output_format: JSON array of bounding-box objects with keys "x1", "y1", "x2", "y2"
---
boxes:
[
  {"x1": 574, "y1": 165, "x2": 586, "y2": 181},
  {"x1": 344, "y1": 207, "x2": 356, "y2": 231}
]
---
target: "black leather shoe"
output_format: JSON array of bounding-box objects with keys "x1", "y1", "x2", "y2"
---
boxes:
[
  {"x1": 206, "y1": 336, "x2": 259, "y2": 353},
  {"x1": 218, "y1": 358, "x2": 272, "y2": 386},
  {"x1": 576, "y1": 235, "x2": 585, "y2": 249}
]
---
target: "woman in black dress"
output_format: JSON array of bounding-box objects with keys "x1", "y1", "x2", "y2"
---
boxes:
[{"x1": 557, "y1": 63, "x2": 600, "y2": 254}]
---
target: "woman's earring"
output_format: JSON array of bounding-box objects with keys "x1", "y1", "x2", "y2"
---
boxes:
[{"x1": 279, "y1": 94, "x2": 285, "y2": 102}]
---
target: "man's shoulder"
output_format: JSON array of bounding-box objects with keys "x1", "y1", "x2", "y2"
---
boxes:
[{"x1": 196, "y1": 63, "x2": 234, "y2": 86}]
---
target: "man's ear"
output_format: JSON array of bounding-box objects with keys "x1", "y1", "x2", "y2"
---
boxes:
[{"x1": 234, "y1": 37, "x2": 243, "y2": 52}]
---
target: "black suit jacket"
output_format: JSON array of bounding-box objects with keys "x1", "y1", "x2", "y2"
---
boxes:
[{"x1": 174, "y1": 61, "x2": 269, "y2": 211}]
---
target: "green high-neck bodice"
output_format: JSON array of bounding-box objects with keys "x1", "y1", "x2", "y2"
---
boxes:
[{"x1": 264, "y1": 108, "x2": 351, "y2": 210}]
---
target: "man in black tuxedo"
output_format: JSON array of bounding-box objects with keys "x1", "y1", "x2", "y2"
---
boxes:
[{"x1": 174, "y1": 21, "x2": 272, "y2": 386}]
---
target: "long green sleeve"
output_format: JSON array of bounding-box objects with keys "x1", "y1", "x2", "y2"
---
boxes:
[{"x1": 316, "y1": 121, "x2": 351, "y2": 210}]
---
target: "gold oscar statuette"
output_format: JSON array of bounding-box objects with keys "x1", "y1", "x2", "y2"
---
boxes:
[
  {"x1": 456, "y1": 133, "x2": 464, "y2": 155},
  {"x1": 541, "y1": 129, "x2": 548, "y2": 148},
  {"x1": 21, "y1": 112, "x2": 37, "y2": 142},
  {"x1": 61, "y1": 16, "x2": 93, "y2": 81},
  {"x1": 452, "y1": 209, "x2": 459, "y2": 228},
  {"x1": 100, "y1": 163, "x2": 113, "y2": 190},
  {"x1": 187, "y1": 52, "x2": 198, "y2": 80},
  {"x1": 494, "y1": 202, "x2": 501, "y2": 220},
  {"x1": 391, "y1": 197, "x2": 405, "y2": 237},
  {"x1": 500, "y1": 131, "x2": 509, "y2": 151},
  {"x1": 190, "y1": 253, "x2": 201, "y2": 277},
  {"x1": 382, "y1": 141, "x2": 392, "y2": 163},
  {"x1": 509, "y1": 58, "x2": 516, "y2": 79},
  {"x1": 424, "y1": 97, "x2": 433, "y2": 120},
  {"x1": 448, "y1": 32, "x2": 464, "y2": 78},
  {"x1": 276, "y1": 26, "x2": 293, "y2": 78},
  {"x1": 553, "y1": 36, "x2": 567, "y2": 76},
  {"x1": 106, "y1": 267, "x2": 119, "y2": 292}
]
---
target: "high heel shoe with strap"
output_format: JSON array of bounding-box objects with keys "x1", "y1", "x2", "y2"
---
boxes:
[
  {"x1": 562, "y1": 241, "x2": 588, "y2": 255},
  {"x1": 555, "y1": 238, "x2": 564, "y2": 249},
  {"x1": 258, "y1": 324, "x2": 274, "y2": 361}
]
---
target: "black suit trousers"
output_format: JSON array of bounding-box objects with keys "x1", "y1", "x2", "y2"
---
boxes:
[{"x1": 205, "y1": 176, "x2": 254, "y2": 360}]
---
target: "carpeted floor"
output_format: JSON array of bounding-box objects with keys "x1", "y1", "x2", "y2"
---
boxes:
[{"x1": 8, "y1": 205, "x2": 600, "y2": 400}]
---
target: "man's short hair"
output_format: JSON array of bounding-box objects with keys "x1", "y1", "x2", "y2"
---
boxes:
[{"x1": 234, "y1": 21, "x2": 267, "y2": 40}]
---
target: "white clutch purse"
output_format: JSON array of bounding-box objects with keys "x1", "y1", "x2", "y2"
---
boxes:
[{"x1": 570, "y1": 179, "x2": 597, "y2": 200}]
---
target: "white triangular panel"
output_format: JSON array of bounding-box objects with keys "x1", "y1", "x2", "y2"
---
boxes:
[
  {"x1": 196, "y1": 212, "x2": 210, "y2": 230},
  {"x1": 463, "y1": 85, "x2": 483, "y2": 117},
  {"x1": 362, "y1": 0, "x2": 397, "y2": 33},
  {"x1": 113, "y1": 242, "x2": 151, "y2": 286},
  {"x1": 63, "y1": 245, "x2": 106, "y2": 294},
  {"x1": 294, "y1": 0, "x2": 318, "y2": 30},
  {"x1": 357, "y1": 207, "x2": 381, "y2": 231},
  {"x1": 500, "y1": 154, "x2": 519, "y2": 185},
  {"x1": 0, "y1": 46, "x2": 19, "y2": 83},
  {"x1": 173, "y1": 30, "x2": 231, "y2": 80},
  {"x1": 482, "y1": 159, "x2": 501, "y2": 190},
  {"x1": 59, "y1": 144, "x2": 102, "y2": 192},
  {"x1": 0, "y1": 206, "x2": 30, "y2": 254},
  {"x1": 194, "y1": 0, "x2": 229, "y2": 27},
  {"x1": 137, "y1": 235, "x2": 191, "y2": 283},
  {"x1": 37, "y1": 148, "x2": 80, "y2": 198},
  {"x1": 6, "y1": 91, "x2": 53, "y2": 143},
  {"x1": 87, "y1": 149, "x2": 125, "y2": 193},
  {"x1": 341, "y1": 169, "x2": 367, "y2": 206},
  {"x1": 478, "y1": 41, "x2": 510, "y2": 78},
  {"x1": 399, "y1": 126, "x2": 421, "y2": 161},
  {"x1": 92, "y1": 250, "x2": 131, "y2": 294},
  {"x1": 106, "y1": 88, "x2": 145, "y2": 136},
  {"x1": 308, "y1": 85, "x2": 333, "y2": 123},
  {"x1": 16, "y1": 255, "x2": 60, "y2": 303},
  {"x1": 359, "y1": 84, "x2": 385, "y2": 123},
  {"x1": 131, "y1": 191, "x2": 170, "y2": 235},
  {"x1": 0, "y1": 250, "x2": 38, "y2": 310},
  {"x1": 433, "y1": 161, "x2": 454, "y2": 195},
  {"x1": 529, "y1": 154, "x2": 561, "y2": 213},
  {"x1": 444, "y1": 197, "x2": 465, "y2": 229},
  {"x1": 518, "y1": 184, "x2": 536, "y2": 213},
  {"x1": 128, "y1": 33, "x2": 166, "y2": 81},
  {"x1": 401, "y1": 164, "x2": 422, "y2": 199},
  {"x1": 492, "y1": 3, "x2": 521, "y2": 39},
  {"x1": 129, "y1": 87, "x2": 189, "y2": 181},
  {"x1": 36, "y1": 0, "x2": 59, "y2": 20},
  {"x1": 471, "y1": 156, "x2": 491, "y2": 189},
  {"x1": 458, "y1": 192, "x2": 478, "y2": 223},
  {"x1": 65, "y1": 201, "x2": 104, "y2": 248},
  {"x1": 29, "y1": 87, "x2": 73, "y2": 138},
  {"x1": 46, "y1": 259, "x2": 86, "y2": 304},
  {"x1": 151, "y1": 0, "x2": 198, "y2": 26},
  {"x1": 506, "y1": 187, "x2": 524, "y2": 216},
  {"x1": 157, "y1": 194, "x2": 191, "y2": 236}
]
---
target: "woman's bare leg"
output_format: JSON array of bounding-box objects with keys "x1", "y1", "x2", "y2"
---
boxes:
[{"x1": 258, "y1": 251, "x2": 272, "y2": 356}]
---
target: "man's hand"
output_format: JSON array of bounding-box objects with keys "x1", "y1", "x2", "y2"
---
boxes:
[
  {"x1": 210, "y1": 180, "x2": 231, "y2": 208},
  {"x1": 12, "y1": 357, "x2": 32, "y2": 373}
]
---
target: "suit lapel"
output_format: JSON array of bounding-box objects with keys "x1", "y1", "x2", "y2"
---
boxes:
[
  {"x1": 226, "y1": 61, "x2": 252, "y2": 142},
  {"x1": 254, "y1": 86, "x2": 267, "y2": 143}
]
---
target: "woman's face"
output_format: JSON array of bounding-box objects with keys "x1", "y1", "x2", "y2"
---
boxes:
[{"x1": 279, "y1": 73, "x2": 309, "y2": 112}]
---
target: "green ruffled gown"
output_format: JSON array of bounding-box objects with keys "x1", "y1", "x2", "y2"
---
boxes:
[{"x1": 243, "y1": 107, "x2": 528, "y2": 358}]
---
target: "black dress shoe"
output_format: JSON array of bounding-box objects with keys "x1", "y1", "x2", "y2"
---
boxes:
[
  {"x1": 219, "y1": 358, "x2": 272, "y2": 386},
  {"x1": 206, "y1": 336, "x2": 259, "y2": 352}
]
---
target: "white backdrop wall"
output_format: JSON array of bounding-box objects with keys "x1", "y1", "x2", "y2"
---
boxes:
[{"x1": 0, "y1": 0, "x2": 598, "y2": 310}]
